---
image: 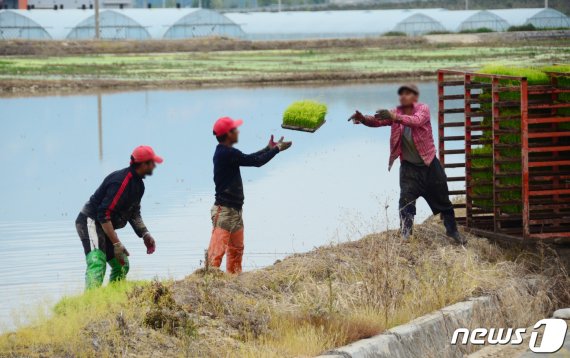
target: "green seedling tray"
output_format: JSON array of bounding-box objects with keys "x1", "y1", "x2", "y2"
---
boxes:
[{"x1": 281, "y1": 120, "x2": 326, "y2": 133}]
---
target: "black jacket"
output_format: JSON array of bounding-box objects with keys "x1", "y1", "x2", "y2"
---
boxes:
[
  {"x1": 81, "y1": 166, "x2": 148, "y2": 237},
  {"x1": 213, "y1": 144, "x2": 279, "y2": 209}
]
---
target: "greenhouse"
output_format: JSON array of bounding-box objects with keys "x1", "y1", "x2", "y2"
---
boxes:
[
  {"x1": 425, "y1": 10, "x2": 510, "y2": 32},
  {"x1": 393, "y1": 12, "x2": 446, "y2": 35},
  {"x1": 0, "y1": 8, "x2": 244, "y2": 40},
  {"x1": 67, "y1": 9, "x2": 151, "y2": 39},
  {"x1": 225, "y1": 9, "x2": 447, "y2": 39},
  {"x1": 489, "y1": 8, "x2": 570, "y2": 29},
  {"x1": 1, "y1": 7, "x2": 568, "y2": 41},
  {"x1": 68, "y1": 8, "x2": 245, "y2": 39},
  {"x1": 0, "y1": 9, "x2": 92, "y2": 39}
]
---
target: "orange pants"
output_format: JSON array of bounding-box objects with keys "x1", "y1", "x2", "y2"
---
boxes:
[{"x1": 208, "y1": 205, "x2": 244, "y2": 274}]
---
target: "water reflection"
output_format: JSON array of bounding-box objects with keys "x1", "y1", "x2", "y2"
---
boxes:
[{"x1": 0, "y1": 82, "x2": 465, "y2": 331}]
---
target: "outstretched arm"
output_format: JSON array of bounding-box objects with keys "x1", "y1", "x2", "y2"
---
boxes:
[
  {"x1": 351, "y1": 110, "x2": 392, "y2": 128},
  {"x1": 235, "y1": 147, "x2": 280, "y2": 167},
  {"x1": 361, "y1": 115, "x2": 392, "y2": 128},
  {"x1": 391, "y1": 104, "x2": 430, "y2": 128}
]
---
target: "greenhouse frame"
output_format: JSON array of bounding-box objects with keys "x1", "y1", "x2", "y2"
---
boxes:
[
  {"x1": 424, "y1": 9, "x2": 510, "y2": 32},
  {"x1": 1, "y1": 7, "x2": 568, "y2": 41},
  {"x1": 0, "y1": 8, "x2": 244, "y2": 39},
  {"x1": 225, "y1": 9, "x2": 447, "y2": 39},
  {"x1": 490, "y1": 8, "x2": 570, "y2": 29},
  {"x1": 0, "y1": 9, "x2": 92, "y2": 39}
]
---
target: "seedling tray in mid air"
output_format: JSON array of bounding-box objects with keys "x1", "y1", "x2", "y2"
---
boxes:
[{"x1": 281, "y1": 120, "x2": 326, "y2": 133}]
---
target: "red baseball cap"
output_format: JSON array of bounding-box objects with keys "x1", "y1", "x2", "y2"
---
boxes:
[
  {"x1": 213, "y1": 116, "x2": 243, "y2": 136},
  {"x1": 131, "y1": 145, "x2": 163, "y2": 164}
]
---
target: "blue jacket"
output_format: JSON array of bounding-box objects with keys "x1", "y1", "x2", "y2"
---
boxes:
[
  {"x1": 213, "y1": 144, "x2": 279, "y2": 209},
  {"x1": 81, "y1": 166, "x2": 148, "y2": 237}
]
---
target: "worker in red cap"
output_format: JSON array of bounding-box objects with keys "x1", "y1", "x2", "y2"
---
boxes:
[
  {"x1": 209, "y1": 116, "x2": 292, "y2": 274},
  {"x1": 351, "y1": 84, "x2": 466, "y2": 245},
  {"x1": 75, "y1": 145, "x2": 163, "y2": 289}
]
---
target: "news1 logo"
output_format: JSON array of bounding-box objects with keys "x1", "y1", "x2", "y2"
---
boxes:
[{"x1": 451, "y1": 319, "x2": 568, "y2": 353}]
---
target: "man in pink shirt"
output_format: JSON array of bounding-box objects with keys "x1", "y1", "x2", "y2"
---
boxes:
[{"x1": 351, "y1": 84, "x2": 465, "y2": 244}]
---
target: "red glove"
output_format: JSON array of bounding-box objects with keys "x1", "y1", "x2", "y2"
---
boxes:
[
  {"x1": 143, "y1": 234, "x2": 156, "y2": 254},
  {"x1": 268, "y1": 134, "x2": 284, "y2": 149},
  {"x1": 350, "y1": 110, "x2": 366, "y2": 124}
]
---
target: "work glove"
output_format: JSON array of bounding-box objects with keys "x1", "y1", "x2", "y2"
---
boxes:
[
  {"x1": 267, "y1": 134, "x2": 284, "y2": 150},
  {"x1": 349, "y1": 110, "x2": 366, "y2": 124},
  {"x1": 143, "y1": 233, "x2": 156, "y2": 254},
  {"x1": 375, "y1": 109, "x2": 394, "y2": 121},
  {"x1": 113, "y1": 241, "x2": 130, "y2": 266},
  {"x1": 276, "y1": 137, "x2": 292, "y2": 152}
]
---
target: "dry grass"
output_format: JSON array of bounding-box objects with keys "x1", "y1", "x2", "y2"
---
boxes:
[{"x1": 1, "y1": 220, "x2": 569, "y2": 357}]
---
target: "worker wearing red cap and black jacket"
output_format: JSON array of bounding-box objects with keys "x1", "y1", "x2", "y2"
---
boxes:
[
  {"x1": 209, "y1": 117, "x2": 292, "y2": 274},
  {"x1": 75, "y1": 145, "x2": 163, "y2": 289},
  {"x1": 351, "y1": 84, "x2": 466, "y2": 245}
]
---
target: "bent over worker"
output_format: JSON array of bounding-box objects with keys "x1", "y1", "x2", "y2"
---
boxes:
[
  {"x1": 208, "y1": 116, "x2": 292, "y2": 274},
  {"x1": 351, "y1": 84, "x2": 466, "y2": 245},
  {"x1": 76, "y1": 146, "x2": 162, "y2": 289}
]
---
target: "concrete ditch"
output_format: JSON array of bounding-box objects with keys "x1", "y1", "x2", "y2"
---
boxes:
[{"x1": 318, "y1": 296, "x2": 501, "y2": 358}]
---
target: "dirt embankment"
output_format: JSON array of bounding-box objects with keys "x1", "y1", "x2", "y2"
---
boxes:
[
  {"x1": 0, "y1": 70, "x2": 436, "y2": 97},
  {"x1": 0, "y1": 36, "x2": 428, "y2": 57},
  {"x1": 1, "y1": 218, "x2": 569, "y2": 357},
  {"x1": 1, "y1": 30, "x2": 568, "y2": 57}
]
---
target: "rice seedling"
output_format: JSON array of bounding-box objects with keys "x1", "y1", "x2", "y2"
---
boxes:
[
  {"x1": 471, "y1": 64, "x2": 570, "y2": 213},
  {"x1": 282, "y1": 100, "x2": 327, "y2": 132}
]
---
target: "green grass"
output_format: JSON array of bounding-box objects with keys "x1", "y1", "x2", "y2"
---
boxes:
[
  {"x1": 508, "y1": 24, "x2": 538, "y2": 32},
  {"x1": 383, "y1": 31, "x2": 407, "y2": 37},
  {"x1": 282, "y1": 100, "x2": 327, "y2": 129},
  {"x1": 459, "y1": 28, "x2": 495, "y2": 34},
  {"x1": 0, "y1": 280, "x2": 148, "y2": 356}
]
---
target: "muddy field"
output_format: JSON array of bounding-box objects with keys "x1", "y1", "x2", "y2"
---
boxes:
[{"x1": 0, "y1": 31, "x2": 568, "y2": 95}]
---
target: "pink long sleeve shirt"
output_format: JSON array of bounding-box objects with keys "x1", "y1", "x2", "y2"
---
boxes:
[{"x1": 361, "y1": 102, "x2": 436, "y2": 171}]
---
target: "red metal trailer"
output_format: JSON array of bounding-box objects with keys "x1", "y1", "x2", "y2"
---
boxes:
[{"x1": 438, "y1": 68, "x2": 570, "y2": 244}]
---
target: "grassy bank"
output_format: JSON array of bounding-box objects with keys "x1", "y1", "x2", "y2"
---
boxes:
[
  {"x1": 0, "y1": 37, "x2": 569, "y2": 95},
  {"x1": 1, "y1": 219, "x2": 568, "y2": 357}
]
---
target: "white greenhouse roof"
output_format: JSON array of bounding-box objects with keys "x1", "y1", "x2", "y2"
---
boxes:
[
  {"x1": 108, "y1": 8, "x2": 203, "y2": 38},
  {"x1": 0, "y1": 8, "x2": 242, "y2": 39},
  {"x1": 1, "y1": 7, "x2": 568, "y2": 40},
  {"x1": 421, "y1": 10, "x2": 508, "y2": 32},
  {"x1": 489, "y1": 8, "x2": 569, "y2": 27},
  {"x1": 225, "y1": 9, "x2": 445, "y2": 38},
  {"x1": 0, "y1": 9, "x2": 93, "y2": 39}
]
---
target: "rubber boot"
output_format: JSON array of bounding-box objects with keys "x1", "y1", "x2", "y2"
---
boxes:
[
  {"x1": 399, "y1": 209, "x2": 414, "y2": 240},
  {"x1": 109, "y1": 256, "x2": 129, "y2": 283},
  {"x1": 226, "y1": 229, "x2": 244, "y2": 274},
  {"x1": 85, "y1": 249, "x2": 107, "y2": 290},
  {"x1": 208, "y1": 227, "x2": 231, "y2": 268},
  {"x1": 442, "y1": 210, "x2": 466, "y2": 245}
]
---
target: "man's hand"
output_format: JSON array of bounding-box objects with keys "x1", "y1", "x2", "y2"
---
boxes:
[
  {"x1": 349, "y1": 110, "x2": 366, "y2": 124},
  {"x1": 113, "y1": 242, "x2": 130, "y2": 266},
  {"x1": 267, "y1": 134, "x2": 283, "y2": 149},
  {"x1": 143, "y1": 233, "x2": 156, "y2": 254},
  {"x1": 375, "y1": 109, "x2": 393, "y2": 121},
  {"x1": 276, "y1": 137, "x2": 292, "y2": 152}
]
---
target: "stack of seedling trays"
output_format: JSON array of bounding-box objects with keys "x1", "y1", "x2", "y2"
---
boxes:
[
  {"x1": 438, "y1": 64, "x2": 570, "y2": 242},
  {"x1": 282, "y1": 100, "x2": 327, "y2": 133}
]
